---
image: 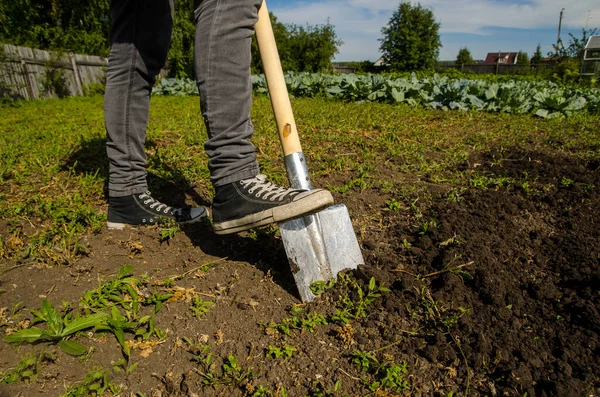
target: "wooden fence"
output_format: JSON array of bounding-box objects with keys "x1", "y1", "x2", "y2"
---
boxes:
[{"x1": 0, "y1": 44, "x2": 108, "y2": 100}]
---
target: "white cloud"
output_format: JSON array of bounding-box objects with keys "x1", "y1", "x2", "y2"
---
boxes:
[
  {"x1": 269, "y1": 0, "x2": 600, "y2": 61},
  {"x1": 424, "y1": 0, "x2": 598, "y2": 33}
]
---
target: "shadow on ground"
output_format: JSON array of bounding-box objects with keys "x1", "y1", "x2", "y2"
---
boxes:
[{"x1": 61, "y1": 136, "x2": 300, "y2": 298}]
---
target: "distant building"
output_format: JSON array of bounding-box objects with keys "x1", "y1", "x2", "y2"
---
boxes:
[
  {"x1": 582, "y1": 35, "x2": 600, "y2": 76},
  {"x1": 331, "y1": 62, "x2": 356, "y2": 74},
  {"x1": 374, "y1": 57, "x2": 386, "y2": 67},
  {"x1": 483, "y1": 52, "x2": 519, "y2": 65}
]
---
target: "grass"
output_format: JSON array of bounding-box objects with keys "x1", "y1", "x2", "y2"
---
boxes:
[{"x1": 1, "y1": 94, "x2": 598, "y2": 267}]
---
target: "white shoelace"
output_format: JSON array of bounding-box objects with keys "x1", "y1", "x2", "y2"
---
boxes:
[
  {"x1": 139, "y1": 192, "x2": 182, "y2": 215},
  {"x1": 241, "y1": 174, "x2": 296, "y2": 201}
]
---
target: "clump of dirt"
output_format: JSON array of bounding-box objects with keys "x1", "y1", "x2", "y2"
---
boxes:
[{"x1": 1, "y1": 147, "x2": 599, "y2": 396}]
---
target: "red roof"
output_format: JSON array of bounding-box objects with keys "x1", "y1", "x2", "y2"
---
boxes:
[{"x1": 484, "y1": 52, "x2": 519, "y2": 65}]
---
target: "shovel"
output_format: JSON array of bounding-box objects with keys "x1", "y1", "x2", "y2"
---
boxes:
[{"x1": 255, "y1": 1, "x2": 364, "y2": 302}]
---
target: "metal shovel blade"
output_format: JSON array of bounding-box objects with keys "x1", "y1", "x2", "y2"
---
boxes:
[
  {"x1": 279, "y1": 204, "x2": 363, "y2": 302},
  {"x1": 255, "y1": 2, "x2": 364, "y2": 302}
]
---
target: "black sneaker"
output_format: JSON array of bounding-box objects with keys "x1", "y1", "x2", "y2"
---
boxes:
[
  {"x1": 212, "y1": 174, "x2": 333, "y2": 235},
  {"x1": 107, "y1": 191, "x2": 207, "y2": 230}
]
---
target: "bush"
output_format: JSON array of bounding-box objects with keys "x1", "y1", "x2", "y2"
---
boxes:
[
  {"x1": 83, "y1": 82, "x2": 106, "y2": 97},
  {"x1": 550, "y1": 59, "x2": 581, "y2": 86},
  {"x1": 41, "y1": 57, "x2": 71, "y2": 99}
]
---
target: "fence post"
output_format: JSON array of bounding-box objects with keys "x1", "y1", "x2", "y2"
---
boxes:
[
  {"x1": 71, "y1": 54, "x2": 84, "y2": 96},
  {"x1": 20, "y1": 57, "x2": 34, "y2": 100}
]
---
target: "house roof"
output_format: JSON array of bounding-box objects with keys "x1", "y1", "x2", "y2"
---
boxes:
[
  {"x1": 483, "y1": 52, "x2": 518, "y2": 65},
  {"x1": 374, "y1": 56, "x2": 386, "y2": 66},
  {"x1": 585, "y1": 35, "x2": 600, "y2": 49}
]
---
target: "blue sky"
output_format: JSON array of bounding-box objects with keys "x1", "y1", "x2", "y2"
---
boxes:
[{"x1": 265, "y1": 0, "x2": 600, "y2": 62}]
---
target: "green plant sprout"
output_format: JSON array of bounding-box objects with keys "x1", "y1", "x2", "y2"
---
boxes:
[
  {"x1": 159, "y1": 219, "x2": 180, "y2": 242},
  {"x1": 60, "y1": 367, "x2": 121, "y2": 397},
  {"x1": 338, "y1": 277, "x2": 390, "y2": 320},
  {"x1": 268, "y1": 305, "x2": 328, "y2": 336},
  {"x1": 266, "y1": 345, "x2": 297, "y2": 359},
  {"x1": 309, "y1": 278, "x2": 336, "y2": 295},
  {"x1": 351, "y1": 350, "x2": 408, "y2": 393},
  {"x1": 0, "y1": 351, "x2": 55, "y2": 384},
  {"x1": 308, "y1": 380, "x2": 342, "y2": 397},
  {"x1": 191, "y1": 296, "x2": 214, "y2": 318},
  {"x1": 385, "y1": 198, "x2": 402, "y2": 211}
]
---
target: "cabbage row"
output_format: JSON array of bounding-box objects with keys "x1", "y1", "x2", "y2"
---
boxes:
[{"x1": 154, "y1": 73, "x2": 600, "y2": 118}]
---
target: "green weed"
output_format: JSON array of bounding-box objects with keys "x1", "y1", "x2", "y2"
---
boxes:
[
  {"x1": 351, "y1": 350, "x2": 408, "y2": 393},
  {"x1": 222, "y1": 355, "x2": 253, "y2": 385},
  {"x1": 447, "y1": 187, "x2": 466, "y2": 202},
  {"x1": 80, "y1": 265, "x2": 142, "y2": 316},
  {"x1": 4, "y1": 265, "x2": 173, "y2": 360},
  {"x1": 191, "y1": 296, "x2": 214, "y2": 318},
  {"x1": 266, "y1": 344, "x2": 297, "y2": 359},
  {"x1": 159, "y1": 219, "x2": 181, "y2": 242},
  {"x1": 336, "y1": 277, "x2": 390, "y2": 321},
  {"x1": 418, "y1": 220, "x2": 438, "y2": 236},
  {"x1": 560, "y1": 177, "x2": 574, "y2": 187},
  {"x1": 60, "y1": 367, "x2": 121, "y2": 397},
  {"x1": 385, "y1": 198, "x2": 402, "y2": 211},
  {"x1": 583, "y1": 183, "x2": 595, "y2": 192},
  {"x1": 331, "y1": 166, "x2": 372, "y2": 194},
  {"x1": 0, "y1": 302, "x2": 24, "y2": 328},
  {"x1": 186, "y1": 339, "x2": 213, "y2": 366},
  {"x1": 3, "y1": 299, "x2": 108, "y2": 356},
  {"x1": 308, "y1": 380, "x2": 341, "y2": 397},
  {"x1": 330, "y1": 309, "x2": 352, "y2": 325},
  {"x1": 268, "y1": 306, "x2": 328, "y2": 336},
  {"x1": 191, "y1": 348, "x2": 255, "y2": 389},
  {"x1": 81, "y1": 265, "x2": 173, "y2": 349},
  {"x1": 418, "y1": 286, "x2": 471, "y2": 331},
  {"x1": 0, "y1": 351, "x2": 55, "y2": 384},
  {"x1": 309, "y1": 278, "x2": 336, "y2": 296},
  {"x1": 251, "y1": 385, "x2": 272, "y2": 396},
  {"x1": 468, "y1": 173, "x2": 513, "y2": 189}
]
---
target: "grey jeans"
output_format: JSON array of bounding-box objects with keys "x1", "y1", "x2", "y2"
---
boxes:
[{"x1": 105, "y1": 0, "x2": 261, "y2": 197}]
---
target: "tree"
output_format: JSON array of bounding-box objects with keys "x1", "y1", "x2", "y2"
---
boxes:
[
  {"x1": 251, "y1": 14, "x2": 342, "y2": 73},
  {"x1": 566, "y1": 28, "x2": 598, "y2": 60},
  {"x1": 531, "y1": 44, "x2": 543, "y2": 64},
  {"x1": 516, "y1": 50, "x2": 529, "y2": 65},
  {"x1": 455, "y1": 47, "x2": 473, "y2": 65},
  {"x1": 168, "y1": 0, "x2": 197, "y2": 78},
  {"x1": 379, "y1": 2, "x2": 441, "y2": 71},
  {"x1": 285, "y1": 20, "x2": 342, "y2": 72},
  {"x1": 0, "y1": 1, "x2": 341, "y2": 76},
  {"x1": 0, "y1": 0, "x2": 110, "y2": 56},
  {"x1": 552, "y1": 28, "x2": 598, "y2": 60},
  {"x1": 251, "y1": 12, "x2": 289, "y2": 74}
]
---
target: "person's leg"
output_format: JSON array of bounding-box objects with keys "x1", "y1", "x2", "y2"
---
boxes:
[
  {"x1": 194, "y1": 0, "x2": 261, "y2": 187},
  {"x1": 105, "y1": 0, "x2": 206, "y2": 229},
  {"x1": 105, "y1": 0, "x2": 173, "y2": 197},
  {"x1": 193, "y1": 0, "x2": 333, "y2": 235}
]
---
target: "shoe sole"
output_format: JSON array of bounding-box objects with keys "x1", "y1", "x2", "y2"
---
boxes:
[
  {"x1": 212, "y1": 189, "x2": 334, "y2": 235},
  {"x1": 106, "y1": 208, "x2": 208, "y2": 230}
]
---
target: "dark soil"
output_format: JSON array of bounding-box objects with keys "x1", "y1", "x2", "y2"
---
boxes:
[{"x1": 1, "y1": 146, "x2": 599, "y2": 397}]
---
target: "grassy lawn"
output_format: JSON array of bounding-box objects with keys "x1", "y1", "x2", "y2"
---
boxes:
[{"x1": 1, "y1": 95, "x2": 598, "y2": 266}]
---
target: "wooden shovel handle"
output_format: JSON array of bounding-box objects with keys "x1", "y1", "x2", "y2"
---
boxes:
[{"x1": 255, "y1": 1, "x2": 302, "y2": 156}]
